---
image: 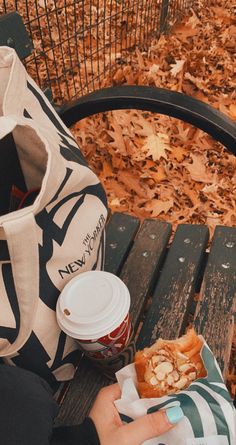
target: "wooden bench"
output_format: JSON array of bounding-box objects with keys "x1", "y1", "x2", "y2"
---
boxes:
[
  {"x1": 54, "y1": 87, "x2": 236, "y2": 425},
  {"x1": 55, "y1": 212, "x2": 236, "y2": 425}
]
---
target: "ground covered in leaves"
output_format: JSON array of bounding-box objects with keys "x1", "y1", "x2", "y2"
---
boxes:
[{"x1": 72, "y1": 0, "x2": 235, "y2": 239}]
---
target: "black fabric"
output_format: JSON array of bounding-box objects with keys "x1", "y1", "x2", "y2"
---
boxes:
[
  {"x1": 52, "y1": 418, "x2": 100, "y2": 445},
  {"x1": 0, "y1": 364, "x2": 58, "y2": 445},
  {"x1": 0, "y1": 133, "x2": 27, "y2": 215},
  {"x1": 0, "y1": 365, "x2": 100, "y2": 445}
]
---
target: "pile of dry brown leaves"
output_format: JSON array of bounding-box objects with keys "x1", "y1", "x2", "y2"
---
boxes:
[{"x1": 72, "y1": 0, "x2": 235, "y2": 239}]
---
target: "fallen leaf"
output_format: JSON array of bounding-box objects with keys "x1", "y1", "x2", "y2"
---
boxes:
[
  {"x1": 169, "y1": 146, "x2": 187, "y2": 162},
  {"x1": 184, "y1": 72, "x2": 209, "y2": 93},
  {"x1": 173, "y1": 23, "x2": 199, "y2": 41},
  {"x1": 202, "y1": 183, "x2": 219, "y2": 194},
  {"x1": 38, "y1": 0, "x2": 45, "y2": 8},
  {"x1": 182, "y1": 185, "x2": 199, "y2": 207},
  {"x1": 110, "y1": 154, "x2": 126, "y2": 170},
  {"x1": 101, "y1": 160, "x2": 113, "y2": 179},
  {"x1": 144, "y1": 160, "x2": 157, "y2": 169},
  {"x1": 110, "y1": 198, "x2": 121, "y2": 206},
  {"x1": 141, "y1": 165, "x2": 167, "y2": 182},
  {"x1": 106, "y1": 179, "x2": 130, "y2": 199},
  {"x1": 229, "y1": 104, "x2": 236, "y2": 120},
  {"x1": 146, "y1": 199, "x2": 174, "y2": 217},
  {"x1": 175, "y1": 123, "x2": 191, "y2": 143},
  {"x1": 170, "y1": 60, "x2": 185, "y2": 77},
  {"x1": 113, "y1": 68, "x2": 125, "y2": 84},
  {"x1": 184, "y1": 154, "x2": 213, "y2": 183},
  {"x1": 107, "y1": 117, "x2": 127, "y2": 155},
  {"x1": 131, "y1": 113, "x2": 155, "y2": 137},
  {"x1": 136, "y1": 49, "x2": 145, "y2": 69},
  {"x1": 119, "y1": 171, "x2": 152, "y2": 198},
  {"x1": 186, "y1": 10, "x2": 201, "y2": 28},
  {"x1": 142, "y1": 133, "x2": 171, "y2": 161},
  {"x1": 148, "y1": 64, "x2": 160, "y2": 76}
]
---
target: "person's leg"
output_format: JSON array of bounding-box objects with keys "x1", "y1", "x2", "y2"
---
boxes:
[{"x1": 0, "y1": 364, "x2": 59, "y2": 445}]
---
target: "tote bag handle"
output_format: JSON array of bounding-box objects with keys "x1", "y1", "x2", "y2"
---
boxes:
[{"x1": 0, "y1": 212, "x2": 39, "y2": 356}]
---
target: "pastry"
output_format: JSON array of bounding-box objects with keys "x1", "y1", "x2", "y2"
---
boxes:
[{"x1": 135, "y1": 328, "x2": 206, "y2": 398}]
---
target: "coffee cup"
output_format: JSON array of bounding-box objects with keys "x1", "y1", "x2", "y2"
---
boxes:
[{"x1": 56, "y1": 271, "x2": 134, "y2": 376}]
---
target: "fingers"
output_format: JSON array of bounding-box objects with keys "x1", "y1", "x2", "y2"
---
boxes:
[
  {"x1": 121, "y1": 407, "x2": 184, "y2": 445},
  {"x1": 90, "y1": 384, "x2": 184, "y2": 445},
  {"x1": 94, "y1": 383, "x2": 121, "y2": 404},
  {"x1": 102, "y1": 383, "x2": 121, "y2": 401},
  {"x1": 89, "y1": 383, "x2": 121, "y2": 415},
  {"x1": 89, "y1": 383, "x2": 122, "y2": 425}
]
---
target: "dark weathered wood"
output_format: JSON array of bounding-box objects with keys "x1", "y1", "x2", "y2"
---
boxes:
[
  {"x1": 0, "y1": 12, "x2": 33, "y2": 59},
  {"x1": 105, "y1": 212, "x2": 140, "y2": 275},
  {"x1": 194, "y1": 226, "x2": 236, "y2": 376},
  {"x1": 137, "y1": 224, "x2": 209, "y2": 350},
  {"x1": 120, "y1": 219, "x2": 172, "y2": 332},
  {"x1": 55, "y1": 356, "x2": 110, "y2": 426}
]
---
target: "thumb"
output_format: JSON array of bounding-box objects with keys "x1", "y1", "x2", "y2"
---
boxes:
[{"x1": 120, "y1": 406, "x2": 184, "y2": 445}]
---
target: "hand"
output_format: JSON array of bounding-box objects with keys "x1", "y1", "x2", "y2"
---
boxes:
[{"x1": 89, "y1": 383, "x2": 183, "y2": 445}]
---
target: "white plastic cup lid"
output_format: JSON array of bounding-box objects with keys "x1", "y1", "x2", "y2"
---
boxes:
[{"x1": 56, "y1": 271, "x2": 130, "y2": 340}]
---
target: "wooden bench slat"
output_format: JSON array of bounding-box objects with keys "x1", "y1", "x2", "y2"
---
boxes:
[
  {"x1": 194, "y1": 225, "x2": 236, "y2": 376},
  {"x1": 137, "y1": 224, "x2": 209, "y2": 350},
  {"x1": 120, "y1": 219, "x2": 172, "y2": 332},
  {"x1": 105, "y1": 212, "x2": 140, "y2": 275},
  {"x1": 55, "y1": 356, "x2": 110, "y2": 426}
]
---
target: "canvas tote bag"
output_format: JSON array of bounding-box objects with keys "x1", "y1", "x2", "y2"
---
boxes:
[{"x1": 0, "y1": 47, "x2": 108, "y2": 387}]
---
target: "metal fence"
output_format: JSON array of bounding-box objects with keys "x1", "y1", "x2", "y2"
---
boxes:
[{"x1": 1, "y1": 0, "x2": 193, "y2": 104}]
